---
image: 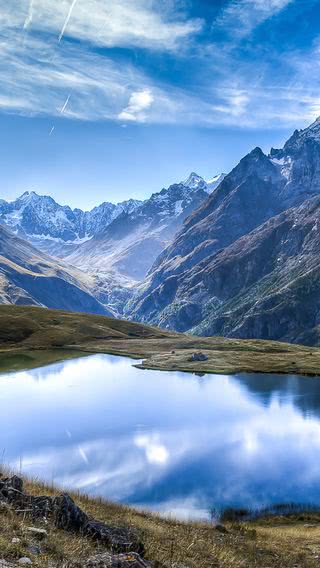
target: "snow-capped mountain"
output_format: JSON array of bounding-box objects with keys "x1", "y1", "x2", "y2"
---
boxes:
[
  {"x1": 65, "y1": 175, "x2": 217, "y2": 280},
  {"x1": 182, "y1": 172, "x2": 226, "y2": 192},
  {"x1": 0, "y1": 192, "x2": 143, "y2": 256},
  {"x1": 206, "y1": 173, "x2": 226, "y2": 192},
  {"x1": 1, "y1": 171, "x2": 225, "y2": 278}
]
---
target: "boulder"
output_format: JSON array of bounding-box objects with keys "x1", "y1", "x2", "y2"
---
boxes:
[
  {"x1": 52, "y1": 494, "x2": 143, "y2": 554},
  {"x1": 188, "y1": 352, "x2": 208, "y2": 362}
]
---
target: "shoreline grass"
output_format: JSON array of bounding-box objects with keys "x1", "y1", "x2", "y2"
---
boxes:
[
  {"x1": 2, "y1": 470, "x2": 320, "y2": 567},
  {"x1": 1, "y1": 305, "x2": 320, "y2": 377}
]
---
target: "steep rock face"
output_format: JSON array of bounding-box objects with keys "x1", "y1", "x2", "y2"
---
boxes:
[
  {"x1": 129, "y1": 196, "x2": 320, "y2": 344},
  {"x1": 65, "y1": 180, "x2": 212, "y2": 280},
  {"x1": 128, "y1": 118, "x2": 320, "y2": 344},
  {"x1": 0, "y1": 225, "x2": 113, "y2": 316}
]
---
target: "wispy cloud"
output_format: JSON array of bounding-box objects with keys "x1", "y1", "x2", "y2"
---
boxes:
[
  {"x1": 214, "y1": 0, "x2": 293, "y2": 41},
  {"x1": 3, "y1": 0, "x2": 202, "y2": 51},
  {"x1": 0, "y1": 0, "x2": 319, "y2": 130}
]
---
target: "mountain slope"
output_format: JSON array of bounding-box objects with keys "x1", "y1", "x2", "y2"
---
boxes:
[
  {"x1": 0, "y1": 225, "x2": 113, "y2": 316},
  {"x1": 128, "y1": 118, "x2": 320, "y2": 344},
  {"x1": 65, "y1": 176, "x2": 219, "y2": 280}
]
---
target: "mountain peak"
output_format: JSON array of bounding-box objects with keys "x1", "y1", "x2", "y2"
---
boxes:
[
  {"x1": 18, "y1": 190, "x2": 38, "y2": 200},
  {"x1": 182, "y1": 172, "x2": 206, "y2": 190}
]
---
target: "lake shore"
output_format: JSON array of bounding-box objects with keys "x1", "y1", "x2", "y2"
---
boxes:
[
  {"x1": 1, "y1": 471, "x2": 320, "y2": 568},
  {"x1": 1, "y1": 305, "x2": 320, "y2": 376}
]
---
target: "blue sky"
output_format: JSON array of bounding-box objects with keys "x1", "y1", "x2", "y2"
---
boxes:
[{"x1": 1, "y1": 0, "x2": 320, "y2": 209}]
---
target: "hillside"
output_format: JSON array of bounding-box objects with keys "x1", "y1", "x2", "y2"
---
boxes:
[
  {"x1": 2, "y1": 305, "x2": 320, "y2": 377},
  {"x1": 127, "y1": 118, "x2": 320, "y2": 344},
  {"x1": 0, "y1": 226, "x2": 113, "y2": 316}
]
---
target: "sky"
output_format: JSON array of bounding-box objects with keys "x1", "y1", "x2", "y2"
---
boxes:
[{"x1": 1, "y1": 0, "x2": 320, "y2": 209}]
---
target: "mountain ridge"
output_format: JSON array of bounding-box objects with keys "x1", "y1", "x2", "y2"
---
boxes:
[{"x1": 127, "y1": 117, "x2": 320, "y2": 345}]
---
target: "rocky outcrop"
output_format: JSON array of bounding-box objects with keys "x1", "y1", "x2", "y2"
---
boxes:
[
  {"x1": 0, "y1": 475, "x2": 149, "y2": 567},
  {"x1": 188, "y1": 352, "x2": 208, "y2": 362},
  {"x1": 0, "y1": 476, "x2": 143, "y2": 555}
]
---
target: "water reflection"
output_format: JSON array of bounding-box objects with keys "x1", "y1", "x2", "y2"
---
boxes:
[{"x1": 1, "y1": 354, "x2": 320, "y2": 520}]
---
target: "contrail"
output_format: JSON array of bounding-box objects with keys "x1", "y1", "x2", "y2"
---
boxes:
[
  {"x1": 23, "y1": 0, "x2": 34, "y2": 30},
  {"x1": 58, "y1": 0, "x2": 78, "y2": 43},
  {"x1": 60, "y1": 94, "x2": 71, "y2": 113},
  {"x1": 49, "y1": 126, "x2": 55, "y2": 136}
]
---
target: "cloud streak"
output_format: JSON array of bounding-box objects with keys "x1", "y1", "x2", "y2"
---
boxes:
[
  {"x1": 3, "y1": 0, "x2": 202, "y2": 52},
  {"x1": 58, "y1": 0, "x2": 79, "y2": 43},
  {"x1": 23, "y1": 0, "x2": 34, "y2": 30}
]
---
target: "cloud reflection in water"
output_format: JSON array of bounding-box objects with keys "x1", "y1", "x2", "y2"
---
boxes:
[{"x1": 1, "y1": 354, "x2": 320, "y2": 519}]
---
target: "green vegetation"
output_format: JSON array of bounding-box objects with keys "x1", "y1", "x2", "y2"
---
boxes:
[{"x1": 1, "y1": 305, "x2": 320, "y2": 376}]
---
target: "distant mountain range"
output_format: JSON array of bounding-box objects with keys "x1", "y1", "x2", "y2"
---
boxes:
[
  {"x1": 4, "y1": 118, "x2": 320, "y2": 345},
  {"x1": 65, "y1": 174, "x2": 225, "y2": 280},
  {"x1": 0, "y1": 172, "x2": 224, "y2": 280},
  {"x1": 0, "y1": 192, "x2": 143, "y2": 257}
]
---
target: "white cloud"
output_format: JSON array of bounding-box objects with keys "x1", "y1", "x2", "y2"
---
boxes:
[
  {"x1": 2, "y1": 0, "x2": 202, "y2": 52},
  {"x1": 135, "y1": 434, "x2": 169, "y2": 465},
  {"x1": 0, "y1": 0, "x2": 319, "y2": 130},
  {"x1": 118, "y1": 89, "x2": 154, "y2": 122},
  {"x1": 214, "y1": 0, "x2": 293, "y2": 41}
]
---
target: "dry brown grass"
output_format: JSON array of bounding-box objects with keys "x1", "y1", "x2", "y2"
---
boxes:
[
  {"x1": 1, "y1": 475, "x2": 320, "y2": 567},
  {"x1": 1, "y1": 305, "x2": 320, "y2": 377}
]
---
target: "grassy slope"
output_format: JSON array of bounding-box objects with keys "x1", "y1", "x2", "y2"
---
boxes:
[
  {"x1": 1, "y1": 305, "x2": 320, "y2": 376},
  {"x1": 1, "y1": 474, "x2": 320, "y2": 568}
]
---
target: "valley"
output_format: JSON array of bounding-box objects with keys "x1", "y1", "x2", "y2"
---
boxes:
[{"x1": 3, "y1": 118, "x2": 320, "y2": 347}]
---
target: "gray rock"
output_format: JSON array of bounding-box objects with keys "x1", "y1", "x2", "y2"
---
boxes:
[
  {"x1": 26, "y1": 545, "x2": 41, "y2": 556},
  {"x1": 11, "y1": 538, "x2": 21, "y2": 544},
  {"x1": 214, "y1": 524, "x2": 228, "y2": 533},
  {"x1": 188, "y1": 352, "x2": 208, "y2": 362},
  {"x1": 1, "y1": 477, "x2": 144, "y2": 556},
  {"x1": 18, "y1": 559, "x2": 32, "y2": 566}
]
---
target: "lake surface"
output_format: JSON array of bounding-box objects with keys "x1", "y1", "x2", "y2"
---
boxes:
[{"x1": 1, "y1": 353, "x2": 320, "y2": 520}]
